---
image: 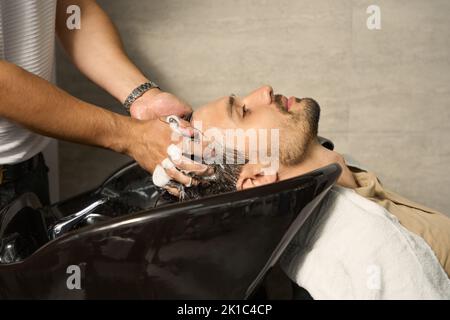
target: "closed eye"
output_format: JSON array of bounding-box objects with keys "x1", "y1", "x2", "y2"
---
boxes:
[
  {"x1": 242, "y1": 104, "x2": 249, "y2": 118},
  {"x1": 183, "y1": 112, "x2": 193, "y2": 122},
  {"x1": 228, "y1": 94, "x2": 249, "y2": 119}
]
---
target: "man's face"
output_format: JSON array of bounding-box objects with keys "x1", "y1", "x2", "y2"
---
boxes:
[{"x1": 191, "y1": 86, "x2": 321, "y2": 166}]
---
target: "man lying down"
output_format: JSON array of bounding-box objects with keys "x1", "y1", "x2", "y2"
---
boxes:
[{"x1": 157, "y1": 85, "x2": 450, "y2": 299}]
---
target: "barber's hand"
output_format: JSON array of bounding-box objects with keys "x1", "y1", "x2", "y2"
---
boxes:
[
  {"x1": 129, "y1": 88, "x2": 192, "y2": 120},
  {"x1": 125, "y1": 117, "x2": 212, "y2": 196}
]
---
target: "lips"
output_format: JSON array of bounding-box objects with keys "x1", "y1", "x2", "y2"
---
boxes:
[
  {"x1": 287, "y1": 96, "x2": 295, "y2": 111},
  {"x1": 274, "y1": 94, "x2": 295, "y2": 112},
  {"x1": 280, "y1": 95, "x2": 289, "y2": 110}
]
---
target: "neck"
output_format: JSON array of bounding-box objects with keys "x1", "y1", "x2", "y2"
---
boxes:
[{"x1": 278, "y1": 140, "x2": 358, "y2": 189}]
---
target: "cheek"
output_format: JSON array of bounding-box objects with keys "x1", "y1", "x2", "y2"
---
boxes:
[
  {"x1": 192, "y1": 109, "x2": 214, "y2": 130},
  {"x1": 246, "y1": 110, "x2": 285, "y2": 130}
]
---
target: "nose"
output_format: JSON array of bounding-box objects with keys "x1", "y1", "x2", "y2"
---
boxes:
[{"x1": 245, "y1": 85, "x2": 274, "y2": 106}]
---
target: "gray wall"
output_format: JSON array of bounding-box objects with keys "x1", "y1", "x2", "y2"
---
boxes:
[{"x1": 56, "y1": 0, "x2": 450, "y2": 212}]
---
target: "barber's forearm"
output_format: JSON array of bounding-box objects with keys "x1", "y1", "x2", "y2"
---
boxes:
[
  {"x1": 0, "y1": 60, "x2": 133, "y2": 154},
  {"x1": 56, "y1": 0, "x2": 153, "y2": 103}
]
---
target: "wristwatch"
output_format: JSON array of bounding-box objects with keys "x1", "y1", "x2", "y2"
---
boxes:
[{"x1": 123, "y1": 81, "x2": 160, "y2": 112}]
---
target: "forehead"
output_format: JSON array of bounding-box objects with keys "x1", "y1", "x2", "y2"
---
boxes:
[
  {"x1": 200, "y1": 96, "x2": 228, "y2": 112},
  {"x1": 193, "y1": 96, "x2": 235, "y2": 129}
]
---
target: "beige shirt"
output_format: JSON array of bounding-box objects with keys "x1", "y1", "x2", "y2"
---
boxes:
[{"x1": 351, "y1": 169, "x2": 450, "y2": 278}]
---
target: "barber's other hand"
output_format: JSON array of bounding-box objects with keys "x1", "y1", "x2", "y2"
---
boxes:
[
  {"x1": 124, "y1": 118, "x2": 211, "y2": 196},
  {"x1": 129, "y1": 88, "x2": 192, "y2": 120},
  {"x1": 125, "y1": 117, "x2": 185, "y2": 174}
]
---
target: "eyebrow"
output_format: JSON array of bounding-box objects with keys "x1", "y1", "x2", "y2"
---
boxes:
[{"x1": 227, "y1": 95, "x2": 235, "y2": 118}]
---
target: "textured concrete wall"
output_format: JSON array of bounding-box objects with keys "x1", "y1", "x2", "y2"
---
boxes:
[{"x1": 56, "y1": 0, "x2": 450, "y2": 212}]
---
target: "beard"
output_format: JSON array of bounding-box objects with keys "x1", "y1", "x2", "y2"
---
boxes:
[{"x1": 276, "y1": 97, "x2": 321, "y2": 166}]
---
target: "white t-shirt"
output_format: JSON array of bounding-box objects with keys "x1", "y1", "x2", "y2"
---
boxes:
[{"x1": 0, "y1": 0, "x2": 57, "y2": 164}]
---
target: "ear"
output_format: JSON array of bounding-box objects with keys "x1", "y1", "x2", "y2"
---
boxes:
[{"x1": 236, "y1": 163, "x2": 279, "y2": 190}]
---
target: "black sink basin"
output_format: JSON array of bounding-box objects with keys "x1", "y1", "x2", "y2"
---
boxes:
[{"x1": 0, "y1": 162, "x2": 340, "y2": 299}]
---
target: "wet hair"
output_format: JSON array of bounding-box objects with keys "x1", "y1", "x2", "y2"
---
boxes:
[
  {"x1": 178, "y1": 163, "x2": 243, "y2": 201},
  {"x1": 160, "y1": 149, "x2": 246, "y2": 202}
]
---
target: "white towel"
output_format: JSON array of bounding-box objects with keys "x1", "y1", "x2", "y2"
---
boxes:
[{"x1": 280, "y1": 186, "x2": 450, "y2": 299}]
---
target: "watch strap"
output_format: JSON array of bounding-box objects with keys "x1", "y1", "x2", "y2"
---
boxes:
[{"x1": 123, "y1": 81, "x2": 160, "y2": 112}]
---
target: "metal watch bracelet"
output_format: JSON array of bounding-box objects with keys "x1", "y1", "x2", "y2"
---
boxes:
[{"x1": 123, "y1": 81, "x2": 160, "y2": 112}]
